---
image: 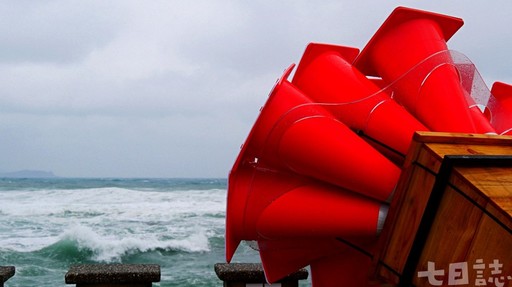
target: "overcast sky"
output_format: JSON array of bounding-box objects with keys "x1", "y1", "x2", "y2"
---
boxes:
[{"x1": 0, "y1": 1, "x2": 511, "y2": 178}]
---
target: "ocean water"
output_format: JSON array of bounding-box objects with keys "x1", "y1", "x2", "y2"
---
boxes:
[{"x1": 0, "y1": 178, "x2": 263, "y2": 286}]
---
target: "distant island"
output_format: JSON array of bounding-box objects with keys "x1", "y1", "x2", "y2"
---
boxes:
[{"x1": 0, "y1": 170, "x2": 58, "y2": 178}]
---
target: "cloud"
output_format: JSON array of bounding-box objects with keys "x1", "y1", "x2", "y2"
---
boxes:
[
  {"x1": 0, "y1": 1, "x2": 123, "y2": 64},
  {"x1": 0, "y1": 1, "x2": 511, "y2": 177}
]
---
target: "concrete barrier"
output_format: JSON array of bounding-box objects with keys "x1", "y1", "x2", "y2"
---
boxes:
[
  {"x1": 0, "y1": 266, "x2": 14, "y2": 287},
  {"x1": 214, "y1": 263, "x2": 308, "y2": 287},
  {"x1": 65, "y1": 264, "x2": 160, "y2": 287}
]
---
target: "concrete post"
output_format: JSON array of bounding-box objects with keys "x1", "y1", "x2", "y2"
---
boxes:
[
  {"x1": 0, "y1": 266, "x2": 15, "y2": 287},
  {"x1": 65, "y1": 264, "x2": 160, "y2": 287},
  {"x1": 214, "y1": 263, "x2": 308, "y2": 287}
]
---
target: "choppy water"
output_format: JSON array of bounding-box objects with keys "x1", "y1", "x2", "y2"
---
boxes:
[{"x1": 0, "y1": 178, "x2": 261, "y2": 286}]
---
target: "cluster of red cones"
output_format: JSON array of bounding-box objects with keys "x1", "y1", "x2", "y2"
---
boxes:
[{"x1": 225, "y1": 6, "x2": 512, "y2": 286}]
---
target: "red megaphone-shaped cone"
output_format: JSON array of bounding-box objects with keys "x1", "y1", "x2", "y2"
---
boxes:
[
  {"x1": 257, "y1": 238, "x2": 352, "y2": 283},
  {"x1": 274, "y1": 109, "x2": 400, "y2": 201},
  {"x1": 310, "y1": 243, "x2": 377, "y2": 287},
  {"x1": 355, "y1": 6, "x2": 493, "y2": 134},
  {"x1": 490, "y1": 82, "x2": 512, "y2": 135},
  {"x1": 254, "y1": 181, "x2": 386, "y2": 283},
  {"x1": 256, "y1": 183, "x2": 388, "y2": 239},
  {"x1": 226, "y1": 64, "x2": 400, "y2": 260},
  {"x1": 225, "y1": 163, "x2": 254, "y2": 262},
  {"x1": 257, "y1": 237, "x2": 377, "y2": 284},
  {"x1": 227, "y1": 166, "x2": 312, "y2": 262},
  {"x1": 292, "y1": 42, "x2": 428, "y2": 156}
]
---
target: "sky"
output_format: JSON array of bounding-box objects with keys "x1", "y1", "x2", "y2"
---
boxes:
[{"x1": 0, "y1": 1, "x2": 511, "y2": 178}]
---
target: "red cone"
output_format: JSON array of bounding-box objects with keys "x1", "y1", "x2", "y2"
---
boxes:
[
  {"x1": 256, "y1": 183, "x2": 388, "y2": 239},
  {"x1": 355, "y1": 6, "x2": 493, "y2": 133},
  {"x1": 292, "y1": 42, "x2": 428, "y2": 156},
  {"x1": 226, "y1": 64, "x2": 400, "y2": 261},
  {"x1": 490, "y1": 81, "x2": 512, "y2": 135}
]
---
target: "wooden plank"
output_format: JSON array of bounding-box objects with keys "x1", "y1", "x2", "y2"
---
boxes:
[
  {"x1": 456, "y1": 166, "x2": 512, "y2": 219},
  {"x1": 465, "y1": 213, "x2": 512, "y2": 286},
  {"x1": 425, "y1": 142, "x2": 512, "y2": 158},
  {"x1": 413, "y1": 131, "x2": 512, "y2": 146},
  {"x1": 413, "y1": 144, "x2": 443, "y2": 174},
  {"x1": 376, "y1": 163, "x2": 436, "y2": 280},
  {"x1": 412, "y1": 186, "x2": 484, "y2": 286},
  {"x1": 486, "y1": 203, "x2": 512, "y2": 231},
  {"x1": 448, "y1": 170, "x2": 490, "y2": 206},
  {"x1": 408, "y1": 160, "x2": 512, "y2": 287},
  {"x1": 418, "y1": 186, "x2": 483, "y2": 263}
]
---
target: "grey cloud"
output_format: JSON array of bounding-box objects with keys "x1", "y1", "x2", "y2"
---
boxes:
[
  {"x1": 0, "y1": 1, "x2": 511, "y2": 177},
  {"x1": 0, "y1": 1, "x2": 124, "y2": 64}
]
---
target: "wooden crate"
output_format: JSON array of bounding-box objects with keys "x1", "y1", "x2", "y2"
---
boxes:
[{"x1": 373, "y1": 132, "x2": 512, "y2": 287}]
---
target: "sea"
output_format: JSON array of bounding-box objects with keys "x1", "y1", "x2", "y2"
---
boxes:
[{"x1": 0, "y1": 177, "x2": 270, "y2": 287}]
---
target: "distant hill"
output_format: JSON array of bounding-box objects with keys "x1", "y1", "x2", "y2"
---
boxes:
[{"x1": 0, "y1": 170, "x2": 58, "y2": 178}]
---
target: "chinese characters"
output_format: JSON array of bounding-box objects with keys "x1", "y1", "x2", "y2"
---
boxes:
[{"x1": 417, "y1": 260, "x2": 511, "y2": 286}]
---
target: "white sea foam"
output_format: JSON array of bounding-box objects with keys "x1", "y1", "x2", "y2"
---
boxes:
[
  {"x1": 0, "y1": 186, "x2": 226, "y2": 257},
  {"x1": 58, "y1": 224, "x2": 211, "y2": 262}
]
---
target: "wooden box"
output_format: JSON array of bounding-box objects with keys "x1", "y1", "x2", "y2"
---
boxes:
[{"x1": 373, "y1": 132, "x2": 512, "y2": 287}]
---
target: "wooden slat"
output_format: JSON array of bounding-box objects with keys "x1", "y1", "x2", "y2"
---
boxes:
[
  {"x1": 375, "y1": 163, "x2": 436, "y2": 281},
  {"x1": 465, "y1": 214, "x2": 512, "y2": 285},
  {"x1": 426, "y1": 142, "x2": 512, "y2": 158},
  {"x1": 456, "y1": 166, "x2": 512, "y2": 219},
  {"x1": 413, "y1": 131, "x2": 512, "y2": 146},
  {"x1": 412, "y1": 186, "x2": 484, "y2": 286},
  {"x1": 418, "y1": 186, "x2": 484, "y2": 262}
]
